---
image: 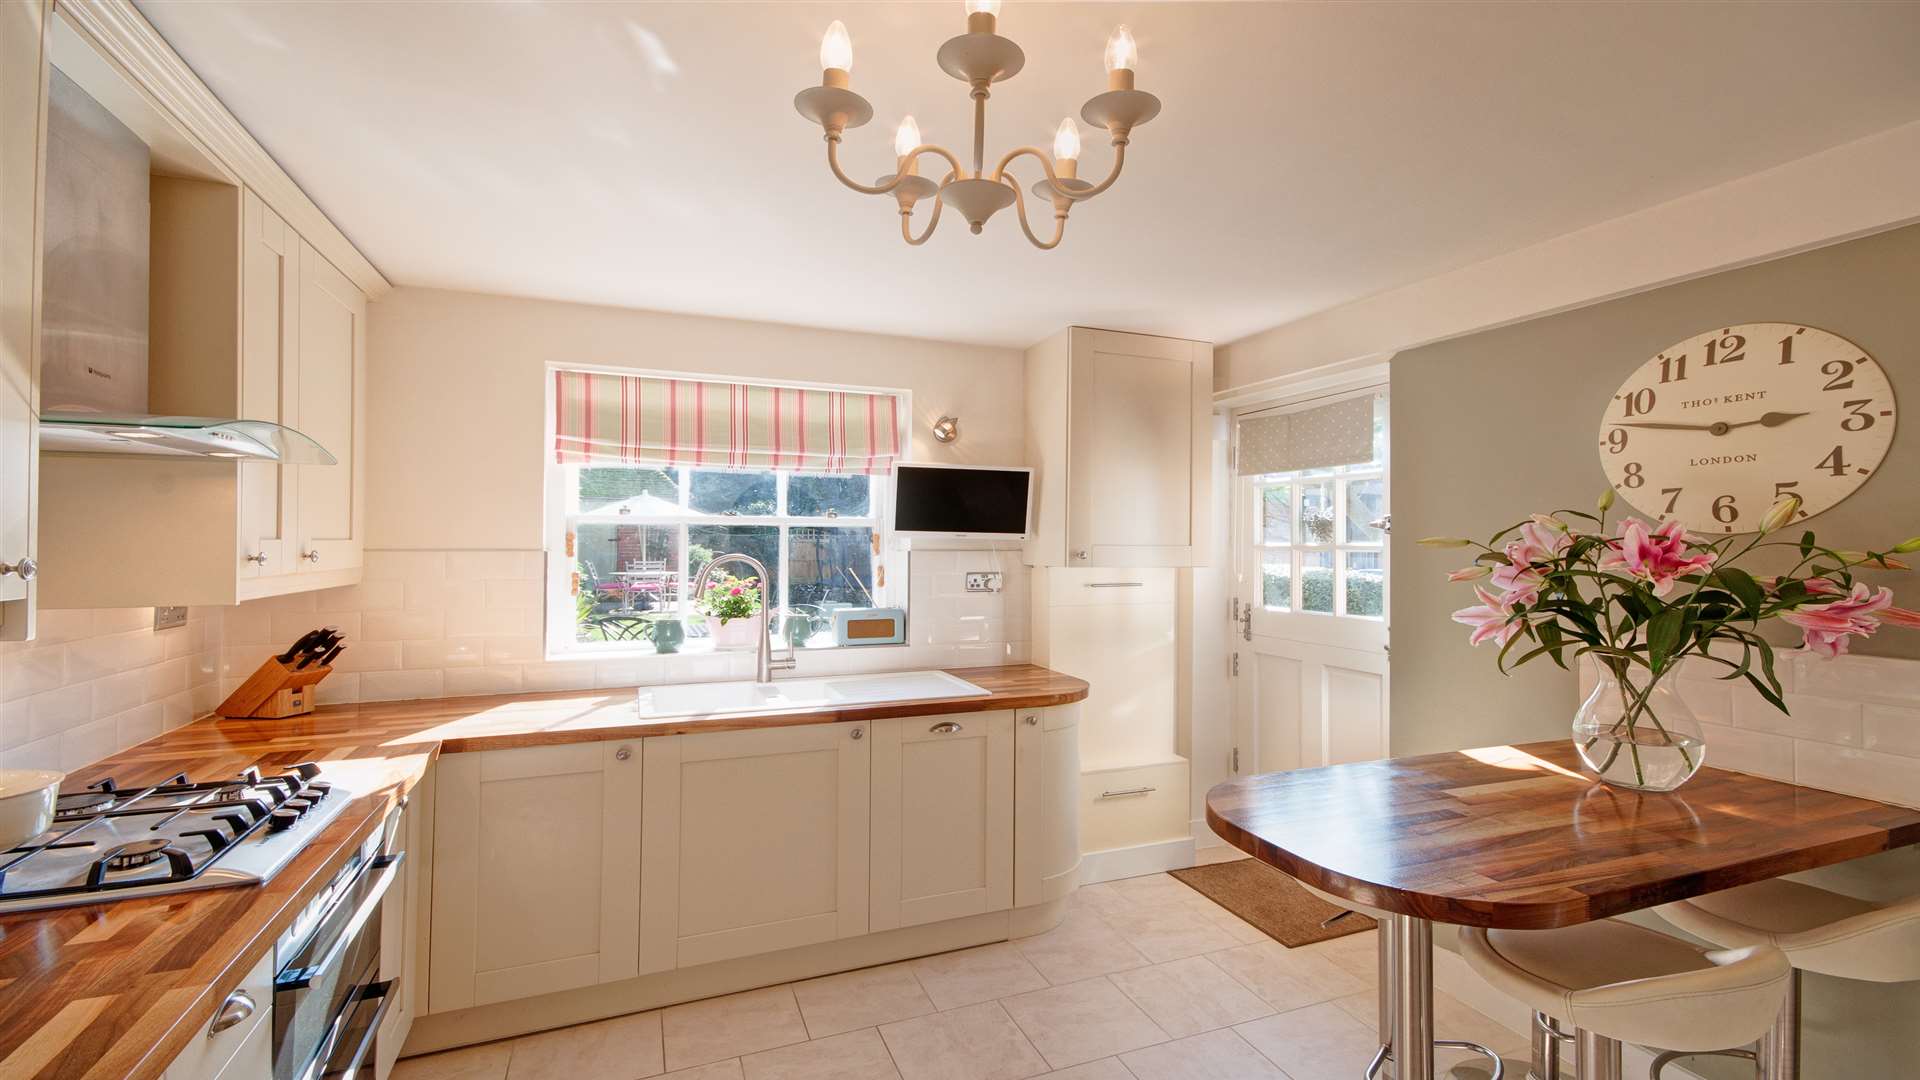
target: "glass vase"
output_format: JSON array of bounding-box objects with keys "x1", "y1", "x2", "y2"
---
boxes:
[{"x1": 1573, "y1": 664, "x2": 1706, "y2": 792}]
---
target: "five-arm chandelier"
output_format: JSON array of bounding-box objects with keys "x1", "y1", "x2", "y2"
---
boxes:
[{"x1": 792, "y1": 1, "x2": 1161, "y2": 250}]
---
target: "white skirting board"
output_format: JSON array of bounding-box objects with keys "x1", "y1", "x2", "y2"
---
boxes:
[{"x1": 1077, "y1": 836, "x2": 1197, "y2": 885}]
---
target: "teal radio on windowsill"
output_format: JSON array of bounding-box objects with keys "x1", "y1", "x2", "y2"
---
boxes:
[{"x1": 832, "y1": 607, "x2": 907, "y2": 646}]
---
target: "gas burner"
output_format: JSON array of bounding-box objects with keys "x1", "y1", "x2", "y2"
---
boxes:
[
  {"x1": 104, "y1": 838, "x2": 170, "y2": 870},
  {"x1": 55, "y1": 792, "x2": 115, "y2": 817}
]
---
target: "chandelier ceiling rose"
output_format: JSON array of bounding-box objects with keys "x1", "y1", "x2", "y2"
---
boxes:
[{"x1": 792, "y1": 3, "x2": 1161, "y2": 250}]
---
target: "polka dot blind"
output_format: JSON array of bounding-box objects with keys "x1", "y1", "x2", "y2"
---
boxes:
[{"x1": 1236, "y1": 394, "x2": 1377, "y2": 476}]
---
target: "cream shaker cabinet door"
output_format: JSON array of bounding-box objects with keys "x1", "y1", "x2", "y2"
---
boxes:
[
  {"x1": 870, "y1": 711, "x2": 1013, "y2": 931},
  {"x1": 0, "y1": 0, "x2": 47, "y2": 636},
  {"x1": 640, "y1": 724, "x2": 870, "y2": 973},
  {"x1": 428, "y1": 743, "x2": 642, "y2": 1011},
  {"x1": 238, "y1": 190, "x2": 297, "y2": 578},
  {"x1": 1014, "y1": 704, "x2": 1082, "y2": 908},
  {"x1": 1064, "y1": 328, "x2": 1209, "y2": 567},
  {"x1": 294, "y1": 240, "x2": 365, "y2": 574}
]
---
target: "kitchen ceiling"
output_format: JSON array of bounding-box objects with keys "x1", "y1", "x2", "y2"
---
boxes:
[{"x1": 135, "y1": 1, "x2": 1920, "y2": 349}]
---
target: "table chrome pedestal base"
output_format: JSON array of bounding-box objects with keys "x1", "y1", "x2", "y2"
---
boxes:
[{"x1": 1368, "y1": 914, "x2": 1504, "y2": 1080}]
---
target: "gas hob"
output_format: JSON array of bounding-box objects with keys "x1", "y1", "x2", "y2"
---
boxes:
[{"x1": 0, "y1": 764, "x2": 353, "y2": 913}]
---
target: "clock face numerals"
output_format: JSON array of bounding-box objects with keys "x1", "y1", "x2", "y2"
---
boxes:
[{"x1": 1599, "y1": 323, "x2": 1896, "y2": 532}]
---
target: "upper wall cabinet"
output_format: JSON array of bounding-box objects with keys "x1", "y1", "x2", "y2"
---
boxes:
[
  {"x1": 0, "y1": 0, "x2": 49, "y2": 640},
  {"x1": 36, "y1": 187, "x2": 368, "y2": 607},
  {"x1": 1024, "y1": 328, "x2": 1212, "y2": 567}
]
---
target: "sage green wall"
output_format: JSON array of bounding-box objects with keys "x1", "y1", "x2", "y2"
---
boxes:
[{"x1": 1392, "y1": 222, "x2": 1920, "y2": 1078}]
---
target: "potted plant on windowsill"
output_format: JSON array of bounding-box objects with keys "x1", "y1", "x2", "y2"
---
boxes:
[
  {"x1": 1426, "y1": 491, "x2": 1920, "y2": 792},
  {"x1": 696, "y1": 572, "x2": 766, "y2": 651}
]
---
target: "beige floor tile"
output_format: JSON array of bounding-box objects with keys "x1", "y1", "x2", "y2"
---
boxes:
[
  {"x1": 1108, "y1": 956, "x2": 1274, "y2": 1038},
  {"x1": 663, "y1": 985, "x2": 810, "y2": 1071},
  {"x1": 1233, "y1": 1001, "x2": 1382, "y2": 1080},
  {"x1": 1194, "y1": 906, "x2": 1270, "y2": 946},
  {"x1": 506, "y1": 1011, "x2": 663, "y2": 1080},
  {"x1": 1099, "y1": 905, "x2": 1240, "y2": 963},
  {"x1": 1015, "y1": 908, "x2": 1152, "y2": 985},
  {"x1": 1208, "y1": 940, "x2": 1367, "y2": 1012},
  {"x1": 1119, "y1": 1028, "x2": 1288, "y2": 1080},
  {"x1": 880, "y1": 1001, "x2": 1051, "y2": 1080},
  {"x1": 792, "y1": 962, "x2": 935, "y2": 1038},
  {"x1": 1302, "y1": 928, "x2": 1381, "y2": 985},
  {"x1": 1038, "y1": 1061, "x2": 1133, "y2": 1080},
  {"x1": 1000, "y1": 977, "x2": 1170, "y2": 1069},
  {"x1": 1068, "y1": 882, "x2": 1134, "y2": 919},
  {"x1": 394, "y1": 1043, "x2": 513, "y2": 1080},
  {"x1": 1191, "y1": 846, "x2": 1250, "y2": 867},
  {"x1": 664, "y1": 1061, "x2": 744, "y2": 1080},
  {"x1": 1104, "y1": 875, "x2": 1204, "y2": 911},
  {"x1": 741, "y1": 1027, "x2": 900, "y2": 1080},
  {"x1": 912, "y1": 942, "x2": 1050, "y2": 1010}
]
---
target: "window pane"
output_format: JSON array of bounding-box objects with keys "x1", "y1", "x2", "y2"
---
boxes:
[
  {"x1": 689, "y1": 470, "x2": 776, "y2": 516},
  {"x1": 1261, "y1": 557, "x2": 1291, "y2": 611},
  {"x1": 787, "y1": 526, "x2": 875, "y2": 643},
  {"x1": 1346, "y1": 478, "x2": 1385, "y2": 543},
  {"x1": 1260, "y1": 484, "x2": 1291, "y2": 545},
  {"x1": 576, "y1": 467, "x2": 682, "y2": 514},
  {"x1": 788, "y1": 474, "x2": 870, "y2": 518},
  {"x1": 688, "y1": 525, "x2": 780, "y2": 627},
  {"x1": 1302, "y1": 550, "x2": 1335, "y2": 613},
  {"x1": 1300, "y1": 482, "x2": 1335, "y2": 544},
  {"x1": 1345, "y1": 550, "x2": 1385, "y2": 617},
  {"x1": 572, "y1": 523, "x2": 682, "y2": 642}
]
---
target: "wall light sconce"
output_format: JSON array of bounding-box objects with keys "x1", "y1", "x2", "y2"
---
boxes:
[{"x1": 932, "y1": 415, "x2": 961, "y2": 443}]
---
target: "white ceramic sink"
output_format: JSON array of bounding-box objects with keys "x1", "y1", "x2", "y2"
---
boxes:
[{"x1": 634, "y1": 670, "x2": 989, "y2": 719}]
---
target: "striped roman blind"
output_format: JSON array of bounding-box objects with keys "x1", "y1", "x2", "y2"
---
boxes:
[{"x1": 553, "y1": 370, "x2": 905, "y2": 474}]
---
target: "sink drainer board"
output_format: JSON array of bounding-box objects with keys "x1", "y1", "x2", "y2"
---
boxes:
[
  {"x1": 1169, "y1": 859, "x2": 1375, "y2": 947},
  {"x1": 634, "y1": 670, "x2": 990, "y2": 719}
]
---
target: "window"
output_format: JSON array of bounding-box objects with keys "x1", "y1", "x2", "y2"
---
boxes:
[
  {"x1": 545, "y1": 368, "x2": 907, "y2": 658},
  {"x1": 1248, "y1": 395, "x2": 1386, "y2": 619}
]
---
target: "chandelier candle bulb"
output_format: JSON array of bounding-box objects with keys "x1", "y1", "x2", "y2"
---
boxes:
[
  {"x1": 965, "y1": 0, "x2": 1001, "y2": 35},
  {"x1": 894, "y1": 115, "x2": 921, "y2": 168},
  {"x1": 820, "y1": 20, "x2": 853, "y2": 79},
  {"x1": 1052, "y1": 118, "x2": 1081, "y2": 163},
  {"x1": 1105, "y1": 25, "x2": 1137, "y2": 89}
]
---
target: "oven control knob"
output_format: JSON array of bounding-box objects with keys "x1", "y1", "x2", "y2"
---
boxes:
[
  {"x1": 267, "y1": 809, "x2": 299, "y2": 833},
  {"x1": 303, "y1": 781, "x2": 332, "y2": 801},
  {"x1": 292, "y1": 762, "x2": 323, "y2": 781},
  {"x1": 282, "y1": 798, "x2": 312, "y2": 817}
]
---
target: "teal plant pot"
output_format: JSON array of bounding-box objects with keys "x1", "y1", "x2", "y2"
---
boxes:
[{"x1": 649, "y1": 618, "x2": 685, "y2": 655}]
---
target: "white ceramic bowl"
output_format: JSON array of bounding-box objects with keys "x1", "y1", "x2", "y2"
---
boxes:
[{"x1": 0, "y1": 769, "x2": 64, "y2": 850}]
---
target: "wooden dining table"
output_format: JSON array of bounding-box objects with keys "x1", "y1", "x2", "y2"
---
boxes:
[{"x1": 1204, "y1": 739, "x2": 1920, "y2": 1080}]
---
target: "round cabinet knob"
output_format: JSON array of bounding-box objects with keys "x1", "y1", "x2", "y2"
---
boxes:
[
  {"x1": 614, "y1": 747, "x2": 632, "y2": 761},
  {"x1": 0, "y1": 556, "x2": 36, "y2": 580},
  {"x1": 302, "y1": 550, "x2": 321, "y2": 563},
  {"x1": 1023, "y1": 715, "x2": 1039, "y2": 726},
  {"x1": 1073, "y1": 549, "x2": 1089, "y2": 560},
  {"x1": 244, "y1": 552, "x2": 268, "y2": 565},
  {"x1": 850, "y1": 727, "x2": 864, "y2": 740}
]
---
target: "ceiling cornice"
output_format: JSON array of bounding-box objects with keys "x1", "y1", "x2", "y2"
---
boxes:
[{"x1": 54, "y1": 0, "x2": 391, "y2": 298}]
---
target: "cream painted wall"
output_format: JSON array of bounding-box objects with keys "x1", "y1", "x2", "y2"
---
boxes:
[{"x1": 366, "y1": 287, "x2": 1026, "y2": 552}]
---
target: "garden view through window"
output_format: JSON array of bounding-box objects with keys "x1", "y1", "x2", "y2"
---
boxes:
[
  {"x1": 561, "y1": 465, "x2": 884, "y2": 652},
  {"x1": 1252, "y1": 399, "x2": 1386, "y2": 618}
]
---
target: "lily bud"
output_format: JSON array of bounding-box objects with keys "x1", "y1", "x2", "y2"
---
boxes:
[
  {"x1": 1894, "y1": 537, "x2": 1920, "y2": 554},
  {"x1": 1597, "y1": 489, "x2": 1616, "y2": 512},
  {"x1": 1759, "y1": 493, "x2": 1803, "y2": 535},
  {"x1": 1448, "y1": 566, "x2": 1493, "y2": 582},
  {"x1": 1530, "y1": 514, "x2": 1568, "y2": 532},
  {"x1": 1418, "y1": 537, "x2": 1475, "y2": 548}
]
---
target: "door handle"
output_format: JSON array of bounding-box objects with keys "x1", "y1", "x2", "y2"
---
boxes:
[
  {"x1": 207, "y1": 990, "x2": 255, "y2": 1035},
  {"x1": 928, "y1": 721, "x2": 963, "y2": 735}
]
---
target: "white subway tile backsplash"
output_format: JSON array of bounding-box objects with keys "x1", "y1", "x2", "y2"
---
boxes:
[
  {"x1": 361, "y1": 669, "x2": 445, "y2": 702},
  {"x1": 91, "y1": 668, "x2": 149, "y2": 722},
  {"x1": 444, "y1": 666, "x2": 525, "y2": 698},
  {"x1": 1794, "y1": 741, "x2": 1920, "y2": 808},
  {"x1": 1863, "y1": 704, "x2": 1920, "y2": 760},
  {"x1": 1733, "y1": 690, "x2": 1864, "y2": 747},
  {"x1": 447, "y1": 550, "x2": 541, "y2": 581},
  {"x1": 364, "y1": 550, "x2": 447, "y2": 583},
  {"x1": 1698, "y1": 721, "x2": 1796, "y2": 782},
  {"x1": 362, "y1": 610, "x2": 445, "y2": 642}
]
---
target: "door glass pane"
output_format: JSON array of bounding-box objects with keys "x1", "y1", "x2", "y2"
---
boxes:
[
  {"x1": 1260, "y1": 484, "x2": 1292, "y2": 544},
  {"x1": 689, "y1": 470, "x2": 777, "y2": 515},
  {"x1": 788, "y1": 474, "x2": 870, "y2": 518},
  {"x1": 1346, "y1": 478, "x2": 1385, "y2": 542},
  {"x1": 1345, "y1": 550, "x2": 1385, "y2": 617},
  {"x1": 1301, "y1": 550, "x2": 1335, "y2": 613},
  {"x1": 576, "y1": 466, "x2": 682, "y2": 513},
  {"x1": 1261, "y1": 557, "x2": 1291, "y2": 611},
  {"x1": 1299, "y1": 482, "x2": 1335, "y2": 544}
]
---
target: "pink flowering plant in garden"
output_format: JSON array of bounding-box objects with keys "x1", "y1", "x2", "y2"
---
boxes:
[
  {"x1": 1425, "y1": 490, "x2": 1920, "y2": 788},
  {"x1": 694, "y1": 572, "x2": 763, "y2": 625}
]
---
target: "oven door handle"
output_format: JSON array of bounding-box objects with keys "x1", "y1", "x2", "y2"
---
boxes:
[
  {"x1": 276, "y1": 852, "x2": 404, "y2": 992},
  {"x1": 296, "y1": 979, "x2": 397, "y2": 1080}
]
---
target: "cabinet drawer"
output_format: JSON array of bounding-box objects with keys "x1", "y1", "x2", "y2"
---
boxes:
[
  {"x1": 1080, "y1": 759, "x2": 1189, "y2": 854},
  {"x1": 1045, "y1": 567, "x2": 1175, "y2": 607},
  {"x1": 163, "y1": 950, "x2": 272, "y2": 1080}
]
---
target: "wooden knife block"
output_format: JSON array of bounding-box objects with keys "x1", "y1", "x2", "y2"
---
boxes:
[{"x1": 216, "y1": 656, "x2": 334, "y2": 719}]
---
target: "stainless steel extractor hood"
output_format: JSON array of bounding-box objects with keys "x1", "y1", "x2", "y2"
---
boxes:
[{"x1": 36, "y1": 67, "x2": 334, "y2": 466}]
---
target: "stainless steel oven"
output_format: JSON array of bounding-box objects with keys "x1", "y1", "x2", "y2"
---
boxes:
[{"x1": 272, "y1": 807, "x2": 404, "y2": 1080}]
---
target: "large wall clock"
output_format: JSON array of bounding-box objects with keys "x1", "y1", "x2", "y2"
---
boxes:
[{"x1": 1599, "y1": 322, "x2": 1896, "y2": 533}]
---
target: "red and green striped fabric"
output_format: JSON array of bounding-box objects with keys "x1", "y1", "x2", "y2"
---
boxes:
[{"x1": 554, "y1": 370, "x2": 904, "y2": 474}]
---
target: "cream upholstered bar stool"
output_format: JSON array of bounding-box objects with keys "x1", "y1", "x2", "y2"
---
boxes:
[
  {"x1": 1458, "y1": 920, "x2": 1792, "y2": 1080},
  {"x1": 1297, "y1": 880, "x2": 1506, "y2": 1078},
  {"x1": 1654, "y1": 881, "x2": 1920, "y2": 1078}
]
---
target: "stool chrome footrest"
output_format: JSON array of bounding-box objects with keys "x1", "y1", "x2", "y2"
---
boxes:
[
  {"x1": 1650, "y1": 1048, "x2": 1757, "y2": 1079},
  {"x1": 1363, "y1": 1038, "x2": 1505, "y2": 1080}
]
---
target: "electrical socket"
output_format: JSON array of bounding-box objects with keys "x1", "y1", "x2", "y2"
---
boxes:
[
  {"x1": 964, "y1": 571, "x2": 1003, "y2": 593},
  {"x1": 153, "y1": 606, "x2": 188, "y2": 631}
]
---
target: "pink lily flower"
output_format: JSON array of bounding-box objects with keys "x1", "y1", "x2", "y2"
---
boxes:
[
  {"x1": 1783, "y1": 582, "x2": 1894, "y2": 657},
  {"x1": 1452, "y1": 586, "x2": 1528, "y2": 648},
  {"x1": 1598, "y1": 518, "x2": 1716, "y2": 596},
  {"x1": 1883, "y1": 606, "x2": 1920, "y2": 629}
]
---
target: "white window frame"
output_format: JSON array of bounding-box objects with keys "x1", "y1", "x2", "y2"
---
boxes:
[{"x1": 541, "y1": 366, "x2": 910, "y2": 660}]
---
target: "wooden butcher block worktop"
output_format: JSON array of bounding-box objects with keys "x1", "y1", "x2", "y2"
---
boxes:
[{"x1": 0, "y1": 664, "x2": 1088, "y2": 1080}]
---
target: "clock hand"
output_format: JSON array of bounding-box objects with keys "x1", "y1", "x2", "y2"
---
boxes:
[
  {"x1": 1611, "y1": 421, "x2": 1722, "y2": 432},
  {"x1": 1727, "y1": 411, "x2": 1810, "y2": 430}
]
